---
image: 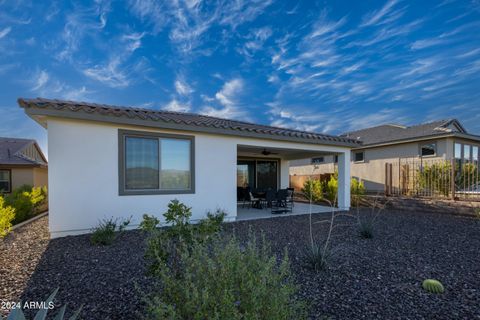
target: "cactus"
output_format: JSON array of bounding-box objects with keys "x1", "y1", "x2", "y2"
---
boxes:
[
  {"x1": 422, "y1": 279, "x2": 445, "y2": 294},
  {"x1": 2, "y1": 288, "x2": 82, "y2": 320}
]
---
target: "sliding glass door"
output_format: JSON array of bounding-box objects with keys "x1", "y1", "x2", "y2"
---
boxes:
[
  {"x1": 256, "y1": 160, "x2": 278, "y2": 190},
  {"x1": 236, "y1": 159, "x2": 278, "y2": 190}
]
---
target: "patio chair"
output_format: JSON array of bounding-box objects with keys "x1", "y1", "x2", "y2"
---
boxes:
[
  {"x1": 246, "y1": 191, "x2": 261, "y2": 209},
  {"x1": 264, "y1": 189, "x2": 277, "y2": 208},
  {"x1": 272, "y1": 189, "x2": 292, "y2": 214},
  {"x1": 286, "y1": 187, "x2": 295, "y2": 207}
]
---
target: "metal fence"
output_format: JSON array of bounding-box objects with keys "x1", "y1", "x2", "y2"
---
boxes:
[{"x1": 385, "y1": 158, "x2": 480, "y2": 201}]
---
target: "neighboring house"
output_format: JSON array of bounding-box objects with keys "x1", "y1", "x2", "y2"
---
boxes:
[
  {"x1": 290, "y1": 119, "x2": 480, "y2": 192},
  {"x1": 0, "y1": 137, "x2": 48, "y2": 193},
  {"x1": 19, "y1": 98, "x2": 359, "y2": 238}
]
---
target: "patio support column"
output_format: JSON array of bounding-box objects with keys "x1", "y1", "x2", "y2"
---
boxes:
[
  {"x1": 337, "y1": 151, "x2": 351, "y2": 210},
  {"x1": 280, "y1": 159, "x2": 290, "y2": 189}
]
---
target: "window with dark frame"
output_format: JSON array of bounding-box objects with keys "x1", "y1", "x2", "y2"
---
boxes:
[
  {"x1": 334, "y1": 155, "x2": 338, "y2": 163},
  {"x1": 0, "y1": 169, "x2": 11, "y2": 193},
  {"x1": 420, "y1": 142, "x2": 436, "y2": 157},
  {"x1": 119, "y1": 130, "x2": 194, "y2": 195},
  {"x1": 311, "y1": 157, "x2": 324, "y2": 164},
  {"x1": 354, "y1": 151, "x2": 364, "y2": 162}
]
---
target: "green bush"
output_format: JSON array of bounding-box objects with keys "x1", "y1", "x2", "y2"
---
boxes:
[
  {"x1": 139, "y1": 214, "x2": 160, "y2": 232},
  {"x1": 163, "y1": 199, "x2": 193, "y2": 242},
  {"x1": 325, "y1": 173, "x2": 338, "y2": 203},
  {"x1": 416, "y1": 162, "x2": 452, "y2": 196},
  {"x1": 145, "y1": 201, "x2": 226, "y2": 275},
  {"x1": 302, "y1": 178, "x2": 323, "y2": 202},
  {"x1": 196, "y1": 209, "x2": 226, "y2": 241},
  {"x1": 145, "y1": 235, "x2": 306, "y2": 320},
  {"x1": 4, "y1": 185, "x2": 48, "y2": 225},
  {"x1": 325, "y1": 172, "x2": 365, "y2": 205},
  {"x1": 90, "y1": 216, "x2": 131, "y2": 246},
  {"x1": 0, "y1": 196, "x2": 15, "y2": 238}
]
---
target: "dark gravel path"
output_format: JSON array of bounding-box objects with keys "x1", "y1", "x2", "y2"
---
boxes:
[{"x1": 1, "y1": 210, "x2": 479, "y2": 319}]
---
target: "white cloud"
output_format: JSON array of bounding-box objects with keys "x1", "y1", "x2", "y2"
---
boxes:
[
  {"x1": 163, "y1": 99, "x2": 191, "y2": 112},
  {"x1": 83, "y1": 58, "x2": 130, "y2": 88},
  {"x1": 215, "y1": 78, "x2": 243, "y2": 108},
  {"x1": 122, "y1": 32, "x2": 145, "y2": 53},
  {"x1": 361, "y1": 0, "x2": 399, "y2": 27},
  {"x1": 31, "y1": 70, "x2": 49, "y2": 91},
  {"x1": 29, "y1": 70, "x2": 91, "y2": 101},
  {"x1": 175, "y1": 77, "x2": 194, "y2": 96},
  {"x1": 0, "y1": 27, "x2": 11, "y2": 39},
  {"x1": 200, "y1": 78, "x2": 249, "y2": 120}
]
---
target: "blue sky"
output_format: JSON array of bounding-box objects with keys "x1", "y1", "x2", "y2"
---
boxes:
[{"x1": 1, "y1": 0, "x2": 480, "y2": 154}]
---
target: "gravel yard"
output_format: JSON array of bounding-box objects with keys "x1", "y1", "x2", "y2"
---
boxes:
[{"x1": 1, "y1": 209, "x2": 479, "y2": 319}]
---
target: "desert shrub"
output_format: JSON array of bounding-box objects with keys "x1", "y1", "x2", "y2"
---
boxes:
[
  {"x1": 416, "y1": 161, "x2": 452, "y2": 196},
  {"x1": 4, "y1": 185, "x2": 48, "y2": 225},
  {"x1": 351, "y1": 178, "x2": 366, "y2": 201},
  {"x1": 196, "y1": 209, "x2": 226, "y2": 241},
  {"x1": 90, "y1": 216, "x2": 131, "y2": 245},
  {"x1": 325, "y1": 172, "x2": 338, "y2": 203},
  {"x1": 139, "y1": 214, "x2": 160, "y2": 232},
  {"x1": 475, "y1": 208, "x2": 480, "y2": 219},
  {"x1": 145, "y1": 234, "x2": 306, "y2": 320},
  {"x1": 325, "y1": 172, "x2": 366, "y2": 205},
  {"x1": 303, "y1": 242, "x2": 330, "y2": 271},
  {"x1": 145, "y1": 201, "x2": 226, "y2": 275},
  {"x1": 0, "y1": 196, "x2": 16, "y2": 238},
  {"x1": 302, "y1": 178, "x2": 323, "y2": 202},
  {"x1": 163, "y1": 199, "x2": 193, "y2": 242},
  {"x1": 358, "y1": 219, "x2": 374, "y2": 239}
]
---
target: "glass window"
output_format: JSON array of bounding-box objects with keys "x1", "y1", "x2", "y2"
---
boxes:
[
  {"x1": 160, "y1": 139, "x2": 191, "y2": 190},
  {"x1": 473, "y1": 146, "x2": 479, "y2": 161},
  {"x1": 354, "y1": 152, "x2": 364, "y2": 162},
  {"x1": 455, "y1": 143, "x2": 462, "y2": 159},
  {"x1": 334, "y1": 155, "x2": 338, "y2": 163},
  {"x1": 464, "y1": 145, "x2": 471, "y2": 160},
  {"x1": 421, "y1": 143, "x2": 436, "y2": 156},
  {"x1": 125, "y1": 137, "x2": 159, "y2": 190},
  {"x1": 0, "y1": 170, "x2": 11, "y2": 193},
  {"x1": 311, "y1": 157, "x2": 324, "y2": 164},
  {"x1": 256, "y1": 160, "x2": 278, "y2": 190},
  {"x1": 120, "y1": 131, "x2": 194, "y2": 194}
]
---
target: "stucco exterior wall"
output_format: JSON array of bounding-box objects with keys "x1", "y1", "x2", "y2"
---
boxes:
[
  {"x1": 289, "y1": 138, "x2": 451, "y2": 192},
  {"x1": 47, "y1": 118, "x2": 351, "y2": 238},
  {"x1": 33, "y1": 167, "x2": 48, "y2": 188},
  {"x1": 11, "y1": 168, "x2": 34, "y2": 190}
]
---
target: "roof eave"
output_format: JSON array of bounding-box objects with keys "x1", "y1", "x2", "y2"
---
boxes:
[
  {"x1": 22, "y1": 106, "x2": 361, "y2": 148},
  {"x1": 352, "y1": 132, "x2": 480, "y2": 150}
]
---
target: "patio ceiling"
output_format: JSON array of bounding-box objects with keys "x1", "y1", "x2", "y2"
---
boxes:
[{"x1": 237, "y1": 145, "x2": 336, "y2": 160}]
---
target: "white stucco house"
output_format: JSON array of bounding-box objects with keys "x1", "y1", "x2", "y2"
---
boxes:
[{"x1": 19, "y1": 98, "x2": 359, "y2": 238}]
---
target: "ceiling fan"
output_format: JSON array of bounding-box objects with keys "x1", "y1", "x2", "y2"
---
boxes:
[{"x1": 261, "y1": 148, "x2": 279, "y2": 156}]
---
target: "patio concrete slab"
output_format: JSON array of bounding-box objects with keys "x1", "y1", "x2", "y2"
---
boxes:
[{"x1": 236, "y1": 201, "x2": 333, "y2": 221}]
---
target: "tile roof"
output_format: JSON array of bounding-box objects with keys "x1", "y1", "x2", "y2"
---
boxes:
[
  {"x1": 341, "y1": 119, "x2": 467, "y2": 146},
  {"x1": 0, "y1": 137, "x2": 47, "y2": 166},
  {"x1": 18, "y1": 98, "x2": 360, "y2": 147}
]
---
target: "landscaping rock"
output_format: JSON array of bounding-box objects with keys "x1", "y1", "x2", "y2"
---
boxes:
[{"x1": 1, "y1": 209, "x2": 479, "y2": 319}]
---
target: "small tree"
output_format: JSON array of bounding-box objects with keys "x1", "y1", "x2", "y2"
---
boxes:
[
  {"x1": 301, "y1": 178, "x2": 323, "y2": 202},
  {"x1": 416, "y1": 161, "x2": 452, "y2": 196}
]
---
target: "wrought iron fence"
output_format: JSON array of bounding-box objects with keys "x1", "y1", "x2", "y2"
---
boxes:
[{"x1": 385, "y1": 158, "x2": 480, "y2": 201}]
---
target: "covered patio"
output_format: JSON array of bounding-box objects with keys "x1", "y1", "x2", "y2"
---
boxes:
[
  {"x1": 235, "y1": 143, "x2": 351, "y2": 221},
  {"x1": 236, "y1": 201, "x2": 333, "y2": 221}
]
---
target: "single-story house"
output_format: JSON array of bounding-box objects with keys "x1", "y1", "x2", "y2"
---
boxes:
[
  {"x1": 19, "y1": 98, "x2": 359, "y2": 238},
  {"x1": 0, "y1": 137, "x2": 48, "y2": 194},
  {"x1": 290, "y1": 119, "x2": 480, "y2": 192}
]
